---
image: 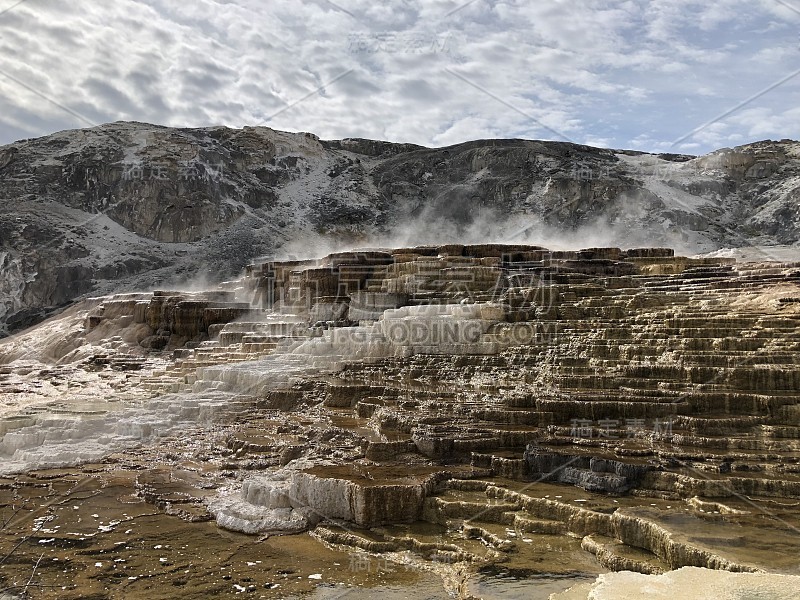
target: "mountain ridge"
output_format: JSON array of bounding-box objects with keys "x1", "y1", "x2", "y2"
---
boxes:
[{"x1": 1, "y1": 121, "x2": 799, "y2": 335}]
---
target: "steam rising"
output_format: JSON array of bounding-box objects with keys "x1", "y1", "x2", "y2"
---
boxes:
[{"x1": 269, "y1": 194, "x2": 706, "y2": 265}]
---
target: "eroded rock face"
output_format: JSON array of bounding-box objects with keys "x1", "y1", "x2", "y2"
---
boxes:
[
  {"x1": 524, "y1": 447, "x2": 652, "y2": 494},
  {"x1": 2, "y1": 122, "x2": 800, "y2": 336},
  {"x1": 2, "y1": 243, "x2": 800, "y2": 597}
]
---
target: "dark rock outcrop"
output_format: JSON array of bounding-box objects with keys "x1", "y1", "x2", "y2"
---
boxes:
[{"x1": 524, "y1": 446, "x2": 653, "y2": 493}]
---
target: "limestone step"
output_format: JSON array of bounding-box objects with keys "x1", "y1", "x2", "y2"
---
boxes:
[{"x1": 581, "y1": 534, "x2": 667, "y2": 575}]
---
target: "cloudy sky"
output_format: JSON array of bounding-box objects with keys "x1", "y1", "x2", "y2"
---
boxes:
[{"x1": 0, "y1": 0, "x2": 798, "y2": 153}]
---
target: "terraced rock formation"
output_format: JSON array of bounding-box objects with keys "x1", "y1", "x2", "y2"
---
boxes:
[{"x1": 1, "y1": 243, "x2": 799, "y2": 598}]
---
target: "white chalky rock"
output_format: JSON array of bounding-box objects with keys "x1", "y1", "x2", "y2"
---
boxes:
[
  {"x1": 553, "y1": 566, "x2": 800, "y2": 600},
  {"x1": 207, "y1": 498, "x2": 308, "y2": 535}
]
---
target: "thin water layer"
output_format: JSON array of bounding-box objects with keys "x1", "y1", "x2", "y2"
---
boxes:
[
  {"x1": 0, "y1": 467, "x2": 434, "y2": 599},
  {"x1": 1, "y1": 467, "x2": 606, "y2": 599},
  {"x1": 465, "y1": 571, "x2": 600, "y2": 600}
]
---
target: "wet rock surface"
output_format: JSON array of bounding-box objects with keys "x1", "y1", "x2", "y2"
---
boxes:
[{"x1": 2, "y1": 243, "x2": 800, "y2": 597}]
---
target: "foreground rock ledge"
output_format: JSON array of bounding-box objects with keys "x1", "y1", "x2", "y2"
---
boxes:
[{"x1": 554, "y1": 566, "x2": 800, "y2": 600}]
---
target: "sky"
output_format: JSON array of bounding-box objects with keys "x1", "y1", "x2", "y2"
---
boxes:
[{"x1": 0, "y1": 0, "x2": 798, "y2": 154}]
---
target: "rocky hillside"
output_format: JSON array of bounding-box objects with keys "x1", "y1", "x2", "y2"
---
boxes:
[{"x1": 1, "y1": 121, "x2": 798, "y2": 334}]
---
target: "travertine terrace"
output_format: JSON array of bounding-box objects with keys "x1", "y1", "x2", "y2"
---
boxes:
[{"x1": 1, "y1": 243, "x2": 800, "y2": 598}]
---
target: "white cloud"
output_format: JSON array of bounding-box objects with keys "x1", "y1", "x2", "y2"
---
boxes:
[{"x1": 0, "y1": 0, "x2": 796, "y2": 153}]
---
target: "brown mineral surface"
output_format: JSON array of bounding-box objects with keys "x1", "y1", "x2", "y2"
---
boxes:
[{"x1": 2, "y1": 244, "x2": 800, "y2": 598}]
